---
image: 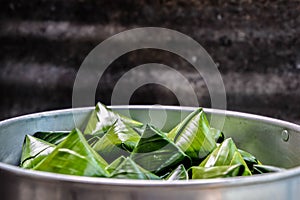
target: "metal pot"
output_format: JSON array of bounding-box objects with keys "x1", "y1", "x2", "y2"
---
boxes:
[{"x1": 1, "y1": 106, "x2": 300, "y2": 200}]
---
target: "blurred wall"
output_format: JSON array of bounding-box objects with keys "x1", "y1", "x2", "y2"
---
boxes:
[{"x1": 0, "y1": 0, "x2": 300, "y2": 123}]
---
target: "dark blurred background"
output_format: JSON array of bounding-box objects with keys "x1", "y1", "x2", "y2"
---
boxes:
[{"x1": 0, "y1": 0, "x2": 300, "y2": 123}]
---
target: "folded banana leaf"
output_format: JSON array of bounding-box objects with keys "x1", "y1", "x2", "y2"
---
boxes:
[
  {"x1": 19, "y1": 101, "x2": 284, "y2": 179},
  {"x1": 253, "y1": 164, "x2": 285, "y2": 174},
  {"x1": 210, "y1": 128, "x2": 225, "y2": 143},
  {"x1": 110, "y1": 157, "x2": 160, "y2": 180},
  {"x1": 190, "y1": 164, "x2": 245, "y2": 179},
  {"x1": 200, "y1": 138, "x2": 251, "y2": 176},
  {"x1": 33, "y1": 131, "x2": 70, "y2": 145},
  {"x1": 168, "y1": 108, "x2": 217, "y2": 164},
  {"x1": 84, "y1": 102, "x2": 143, "y2": 135},
  {"x1": 20, "y1": 135, "x2": 55, "y2": 169},
  {"x1": 90, "y1": 120, "x2": 141, "y2": 163},
  {"x1": 169, "y1": 125, "x2": 223, "y2": 147},
  {"x1": 34, "y1": 128, "x2": 109, "y2": 177},
  {"x1": 131, "y1": 124, "x2": 190, "y2": 176},
  {"x1": 238, "y1": 149, "x2": 261, "y2": 171},
  {"x1": 132, "y1": 124, "x2": 148, "y2": 136},
  {"x1": 167, "y1": 123, "x2": 180, "y2": 141},
  {"x1": 106, "y1": 156, "x2": 126, "y2": 174},
  {"x1": 86, "y1": 134, "x2": 103, "y2": 147},
  {"x1": 166, "y1": 164, "x2": 188, "y2": 181}
]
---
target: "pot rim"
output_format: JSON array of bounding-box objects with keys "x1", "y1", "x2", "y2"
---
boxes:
[{"x1": 1, "y1": 105, "x2": 300, "y2": 188}]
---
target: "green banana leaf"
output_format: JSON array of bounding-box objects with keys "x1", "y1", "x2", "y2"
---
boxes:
[
  {"x1": 169, "y1": 124, "x2": 223, "y2": 145},
  {"x1": 131, "y1": 124, "x2": 190, "y2": 176},
  {"x1": 190, "y1": 164, "x2": 245, "y2": 179},
  {"x1": 84, "y1": 102, "x2": 143, "y2": 135},
  {"x1": 199, "y1": 138, "x2": 252, "y2": 176},
  {"x1": 166, "y1": 164, "x2": 188, "y2": 181},
  {"x1": 20, "y1": 135, "x2": 55, "y2": 169},
  {"x1": 19, "y1": 101, "x2": 285, "y2": 179},
  {"x1": 85, "y1": 124, "x2": 142, "y2": 148},
  {"x1": 253, "y1": 164, "x2": 285, "y2": 174},
  {"x1": 85, "y1": 133, "x2": 103, "y2": 147},
  {"x1": 110, "y1": 157, "x2": 160, "y2": 180},
  {"x1": 168, "y1": 108, "x2": 217, "y2": 163},
  {"x1": 34, "y1": 128, "x2": 109, "y2": 177},
  {"x1": 106, "y1": 156, "x2": 127, "y2": 174},
  {"x1": 238, "y1": 149, "x2": 262, "y2": 171},
  {"x1": 90, "y1": 120, "x2": 140, "y2": 163},
  {"x1": 210, "y1": 128, "x2": 225, "y2": 143},
  {"x1": 33, "y1": 131, "x2": 70, "y2": 145},
  {"x1": 167, "y1": 123, "x2": 180, "y2": 141}
]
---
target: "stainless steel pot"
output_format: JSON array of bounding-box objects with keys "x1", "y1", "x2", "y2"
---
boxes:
[{"x1": 1, "y1": 106, "x2": 300, "y2": 200}]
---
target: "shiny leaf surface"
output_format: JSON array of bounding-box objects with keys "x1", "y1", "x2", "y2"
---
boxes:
[
  {"x1": 169, "y1": 108, "x2": 217, "y2": 163},
  {"x1": 90, "y1": 120, "x2": 140, "y2": 163},
  {"x1": 131, "y1": 125, "x2": 190, "y2": 176},
  {"x1": 84, "y1": 102, "x2": 143, "y2": 135},
  {"x1": 34, "y1": 129, "x2": 109, "y2": 177},
  {"x1": 191, "y1": 164, "x2": 245, "y2": 179},
  {"x1": 106, "y1": 156, "x2": 126, "y2": 174},
  {"x1": 110, "y1": 157, "x2": 160, "y2": 180},
  {"x1": 33, "y1": 131, "x2": 70, "y2": 145},
  {"x1": 200, "y1": 138, "x2": 251, "y2": 175},
  {"x1": 21, "y1": 135, "x2": 55, "y2": 169},
  {"x1": 253, "y1": 164, "x2": 285, "y2": 174},
  {"x1": 166, "y1": 164, "x2": 188, "y2": 181}
]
